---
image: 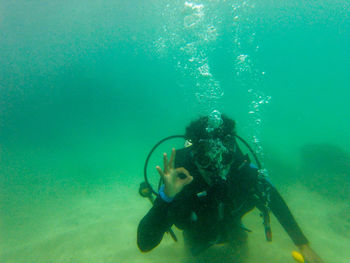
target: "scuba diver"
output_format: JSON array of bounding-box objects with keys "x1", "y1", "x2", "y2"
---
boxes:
[{"x1": 137, "y1": 112, "x2": 325, "y2": 263}]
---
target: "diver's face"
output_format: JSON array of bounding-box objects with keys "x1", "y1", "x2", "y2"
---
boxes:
[{"x1": 193, "y1": 135, "x2": 236, "y2": 180}]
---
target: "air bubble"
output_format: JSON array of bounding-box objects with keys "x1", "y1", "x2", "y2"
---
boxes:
[
  {"x1": 237, "y1": 54, "x2": 248, "y2": 62},
  {"x1": 198, "y1": 63, "x2": 212, "y2": 76}
]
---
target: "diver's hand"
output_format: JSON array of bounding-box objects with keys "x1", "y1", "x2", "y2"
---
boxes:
[
  {"x1": 299, "y1": 244, "x2": 325, "y2": 263},
  {"x1": 156, "y1": 148, "x2": 193, "y2": 198}
]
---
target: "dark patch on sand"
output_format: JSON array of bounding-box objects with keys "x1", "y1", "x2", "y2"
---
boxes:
[{"x1": 298, "y1": 143, "x2": 350, "y2": 200}]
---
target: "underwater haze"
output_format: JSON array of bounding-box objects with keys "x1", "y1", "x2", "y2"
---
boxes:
[{"x1": 0, "y1": 0, "x2": 349, "y2": 262}]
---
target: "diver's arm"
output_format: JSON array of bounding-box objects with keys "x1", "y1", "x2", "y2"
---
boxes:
[
  {"x1": 266, "y1": 181, "x2": 309, "y2": 245},
  {"x1": 260, "y1": 179, "x2": 325, "y2": 263},
  {"x1": 138, "y1": 148, "x2": 193, "y2": 252},
  {"x1": 137, "y1": 196, "x2": 173, "y2": 252},
  {"x1": 248, "y1": 164, "x2": 308, "y2": 244}
]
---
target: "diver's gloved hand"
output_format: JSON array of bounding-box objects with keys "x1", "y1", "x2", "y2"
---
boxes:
[
  {"x1": 298, "y1": 244, "x2": 325, "y2": 263},
  {"x1": 156, "y1": 148, "x2": 193, "y2": 199}
]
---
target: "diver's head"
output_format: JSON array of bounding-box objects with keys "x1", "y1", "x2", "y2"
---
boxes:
[{"x1": 185, "y1": 111, "x2": 237, "y2": 180}]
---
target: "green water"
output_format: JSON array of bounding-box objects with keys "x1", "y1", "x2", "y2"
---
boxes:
[{"x1": 1, "y1": 0, "x2": 349, "y2": 262}]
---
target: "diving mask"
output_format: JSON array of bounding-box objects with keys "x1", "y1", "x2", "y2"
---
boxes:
[{"x1": 193, "y1": 138, "x2": 236, "y2": 179}]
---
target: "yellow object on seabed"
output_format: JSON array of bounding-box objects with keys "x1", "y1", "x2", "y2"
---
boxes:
[{"x1": 292, "y1": 251, "x2": 305, "y2": 263}]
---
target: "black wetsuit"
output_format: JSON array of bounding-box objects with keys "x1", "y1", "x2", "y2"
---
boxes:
[{"x1": 137, "y1": 147, "x2": 308, "y2": 255}]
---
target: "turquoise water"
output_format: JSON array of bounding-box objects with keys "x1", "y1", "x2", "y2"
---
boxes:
[{"x1": 1, "y1": 0, "x2": 349, "y2": 262}]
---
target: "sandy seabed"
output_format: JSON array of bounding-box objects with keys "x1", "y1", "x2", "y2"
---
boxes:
[{"x1": 1, "y1": 183, "x2": 349, "y2": 263}]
